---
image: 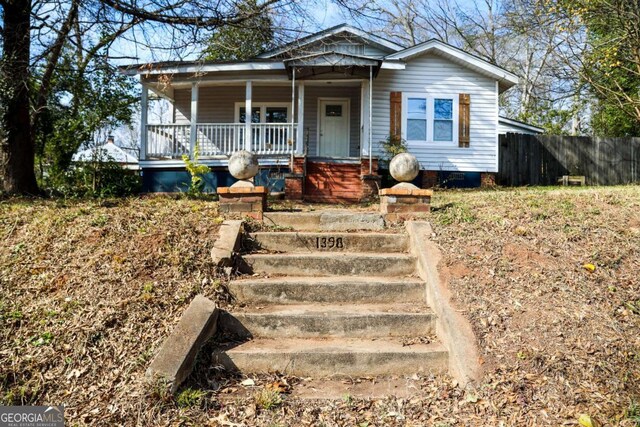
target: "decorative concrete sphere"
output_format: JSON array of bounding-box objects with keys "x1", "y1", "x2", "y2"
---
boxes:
[
  {"x1": 228, "y1": 150, "x2": 259, "y2": 180},
  {"x1": 389, "y1": 152, "x2": 420, "y2": 182}
]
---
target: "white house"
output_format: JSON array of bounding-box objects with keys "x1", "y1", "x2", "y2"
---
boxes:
[
  {"x1": 72, "y1": 137, "x2": 139, "y2": 170},
  {"x1": 123, "y1": 24, "x2": 524, "y2": 200}
]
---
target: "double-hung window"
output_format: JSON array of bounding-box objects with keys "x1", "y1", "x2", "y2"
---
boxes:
[
  {"x1": 433, "y1": 98, "x2": 454, "y2": 141},
  {"x1": 403, "y1": 94, "x2": 458, "y2": 144},
  {"x1": 407, "y1": 98, "x2": 427, "y2": 141},
  {"x1": 235, "y1": 103, "x2": 291, "y2": 151}
]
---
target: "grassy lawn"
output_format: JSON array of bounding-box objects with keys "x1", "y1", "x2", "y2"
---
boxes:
[{"x1": 1, "y1": 187, "x2": 639, "y2": 426}]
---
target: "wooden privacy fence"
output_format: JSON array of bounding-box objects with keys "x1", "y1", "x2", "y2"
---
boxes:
[{"x1": 497, "y1": 134, "x2": 640, "y2": 186}]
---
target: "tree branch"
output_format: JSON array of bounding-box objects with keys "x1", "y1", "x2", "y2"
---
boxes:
[
  {"x1": 34, "y1": 0, "x2": 79, "y2": 119},
  {"x1": 99, "y1": 0, "x2": 283, "y2": 27}
]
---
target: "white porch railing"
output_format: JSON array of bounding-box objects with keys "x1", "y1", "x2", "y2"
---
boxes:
[
  {"x1": 145, "y1": 123, "x2": 297, "y2": 159},
  {"x1": 147, "y1": 124, "x2": 191, "y2": 158}
]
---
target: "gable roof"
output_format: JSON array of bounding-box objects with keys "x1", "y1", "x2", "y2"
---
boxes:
[
  {"x1": 258, "y1": 23, "x2": 404, "y2": 58},
  {"x1": 386, "y1": 39, "x2": 519, "y2": 92},
  {"x1": 121, "y1": 25, "x2": 519, "y2": 93}
]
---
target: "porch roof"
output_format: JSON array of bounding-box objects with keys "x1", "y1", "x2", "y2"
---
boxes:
[
  {"x1": 120, "y1": 58, "x2": 284, "y2": 76},
  {"x1": 283, "y1": 51, "x2": 383, "y2": 79}
]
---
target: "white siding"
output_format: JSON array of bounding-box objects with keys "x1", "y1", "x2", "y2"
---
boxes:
[
  {"x1": 372, "y1": 53, "x2": 499, "y2": 172},
  {"x1": 174, "y1": 86, "x2": 295, "y2": 124}
]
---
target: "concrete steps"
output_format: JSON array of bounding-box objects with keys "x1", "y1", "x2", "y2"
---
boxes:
[
  {"x1": 241, "y1": 252, "x2": 416, "y2": 277},
  {"x1": 228, "y1": 276, "x2": 425, "y2": 304},
  {"x1": 213, "y1": 338, "x2": 448, "y2": 377},
  {"x1": 215, "y1": 218, "x2": 448, "y2": 380},
  {"x1": 230, "y1": 304, "x2": 436, "y2": 338}
]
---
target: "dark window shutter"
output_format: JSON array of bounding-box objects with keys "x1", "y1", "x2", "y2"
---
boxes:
[
  {"x1": 459, "y1": 93, "x2": 470, "y2": 148},
  {"x1": 390, "y1": 92, "x2": 402, "y2": 140}
]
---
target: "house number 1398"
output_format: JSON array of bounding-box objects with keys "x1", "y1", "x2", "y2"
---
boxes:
[{"x1": 316, "y1": 237, "x2": 344, "y2": 249}]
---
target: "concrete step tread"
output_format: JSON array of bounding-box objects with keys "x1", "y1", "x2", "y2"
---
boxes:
[
  {"x1": 217, "y1": 337, "x2": 446, "y2": 354},
  {"x1": 213, "y1": 338, "x2": 449, "y2": 376},
  {"x1": 250, "y1": 231, "x2": 406, "y2": 238},
  {"x1": 262, "y1": 211, "x2": 385, "y2": 232},
  {"x1": 228, "y1": 276, "x2": 425, "y2": 304},
  {"x1": 244, "y1": 252, "x2": 415, "y2": 259},
  {"x1": 247, "y1": 232, "x2": 409, "y2": 254},
  {"x1": 230, "y1": 276, "x2": 424, "y2": 285},
  {"x1": 231, "y1": 303, "x2": 433, "y2": 315},
  {"x1": 241, "y1": 252, "x2": 417, "y2": 277}
]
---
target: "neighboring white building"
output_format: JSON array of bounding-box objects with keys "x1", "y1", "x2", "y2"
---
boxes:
[
  {"x1": 498, "y1": 116, "x2": 544, "y2": 135},
  {"x1": 122, "y1": 24, "x2": 526, "y2": 199},
  {"x1": 73, "y1": 137, "x2": 139, "y2": 170}
]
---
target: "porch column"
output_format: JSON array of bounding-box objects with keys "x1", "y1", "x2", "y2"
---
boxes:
[
  {"x1": 245, "y1": 81, "x2": 252, "y2": 151},
  {"x1": 296, "y1": 82, "x2": 304, "y2": 154},
  {"x1": 190, "y1": 82, "x2": 199, "y2": 158},
  {"x1": 140, "y1": 84, "x2": 148, "y2": 160},
  {"x1": 369, "y1": 66, "x2": 373, "y2": 174},
  {"x1": 361, "y1": 79, "x2": 371, "y2": 157}
]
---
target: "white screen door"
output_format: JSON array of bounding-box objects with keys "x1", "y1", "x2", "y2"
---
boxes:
[{"x1": 319, "y1": 100, "x2": 349, "y2": 157}]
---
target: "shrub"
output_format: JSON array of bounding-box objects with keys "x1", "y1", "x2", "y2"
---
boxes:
[
  {"x1": 380, "y1": 134, "x2": 408, "y2": 165},
  {"x1": 182, "y1": 144, "x2": 210, "y2": 198},
  {"x1": 44, "y1": 159, "x2": 141, "y2": 198}
]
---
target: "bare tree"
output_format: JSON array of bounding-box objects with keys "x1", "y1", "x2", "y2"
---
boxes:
[
  {"x1": 354, "y1": 0, "x2": 586, "y2": 133},
  {"x1": 0, "y1": 0, "x2": 295, "y2": 194}
]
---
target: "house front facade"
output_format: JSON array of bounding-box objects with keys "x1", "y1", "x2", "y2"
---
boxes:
[{"x1": 123, "y1": 24, "x2": 519, "y2": 200}]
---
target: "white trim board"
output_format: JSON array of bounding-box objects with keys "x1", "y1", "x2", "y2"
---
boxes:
[{"x1": 124, "y1": 62, "x2": 286, "y2": 76}]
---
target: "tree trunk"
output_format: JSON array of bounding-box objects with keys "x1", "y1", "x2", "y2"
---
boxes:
[{"x1": 0, "y1": 0, "x2": 39, "y2": 195}]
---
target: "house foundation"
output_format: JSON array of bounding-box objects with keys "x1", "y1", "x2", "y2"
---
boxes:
[{"x1": 284, "y1": 157, "x2": 380, "y2": 203}]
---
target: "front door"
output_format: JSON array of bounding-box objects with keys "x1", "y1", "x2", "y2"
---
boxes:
[{"x1": 319, "y1": 99, "x2": 349, "y2": 157}]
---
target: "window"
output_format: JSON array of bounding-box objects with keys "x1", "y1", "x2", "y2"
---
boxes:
[
  {"x1": 325, "y1": 105, "x2": 342, "y2": 117},
  {"x1": 265, "y1": 107, "x2": 288, "y2": 123},
  {"x1": 239, "y1": 107, "x2": 261, "y2": 124},
  {"x1": 235, "y1": 103, "x2": 291, "y2": 150},
  {"x1": 433, "y1": 99, "x2": 453, "y2": 141},
  {"x1": 403, "y1": 94, "x2": 457, "y2": 144},
  {"x1": 235, "y1": 103, "x2": 290, "y2": 123},
  {"x1": 407, "y1": 98, "x2": 427, "y2": 141}
]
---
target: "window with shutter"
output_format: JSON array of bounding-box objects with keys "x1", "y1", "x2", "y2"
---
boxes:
[{"x1": 400, "y1": 93, "x2": 468, "y2": 146}]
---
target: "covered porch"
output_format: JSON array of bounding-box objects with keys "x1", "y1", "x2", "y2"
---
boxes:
[{"x1": 138, "y1": 53, "x2": 380, "y2": 165}]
